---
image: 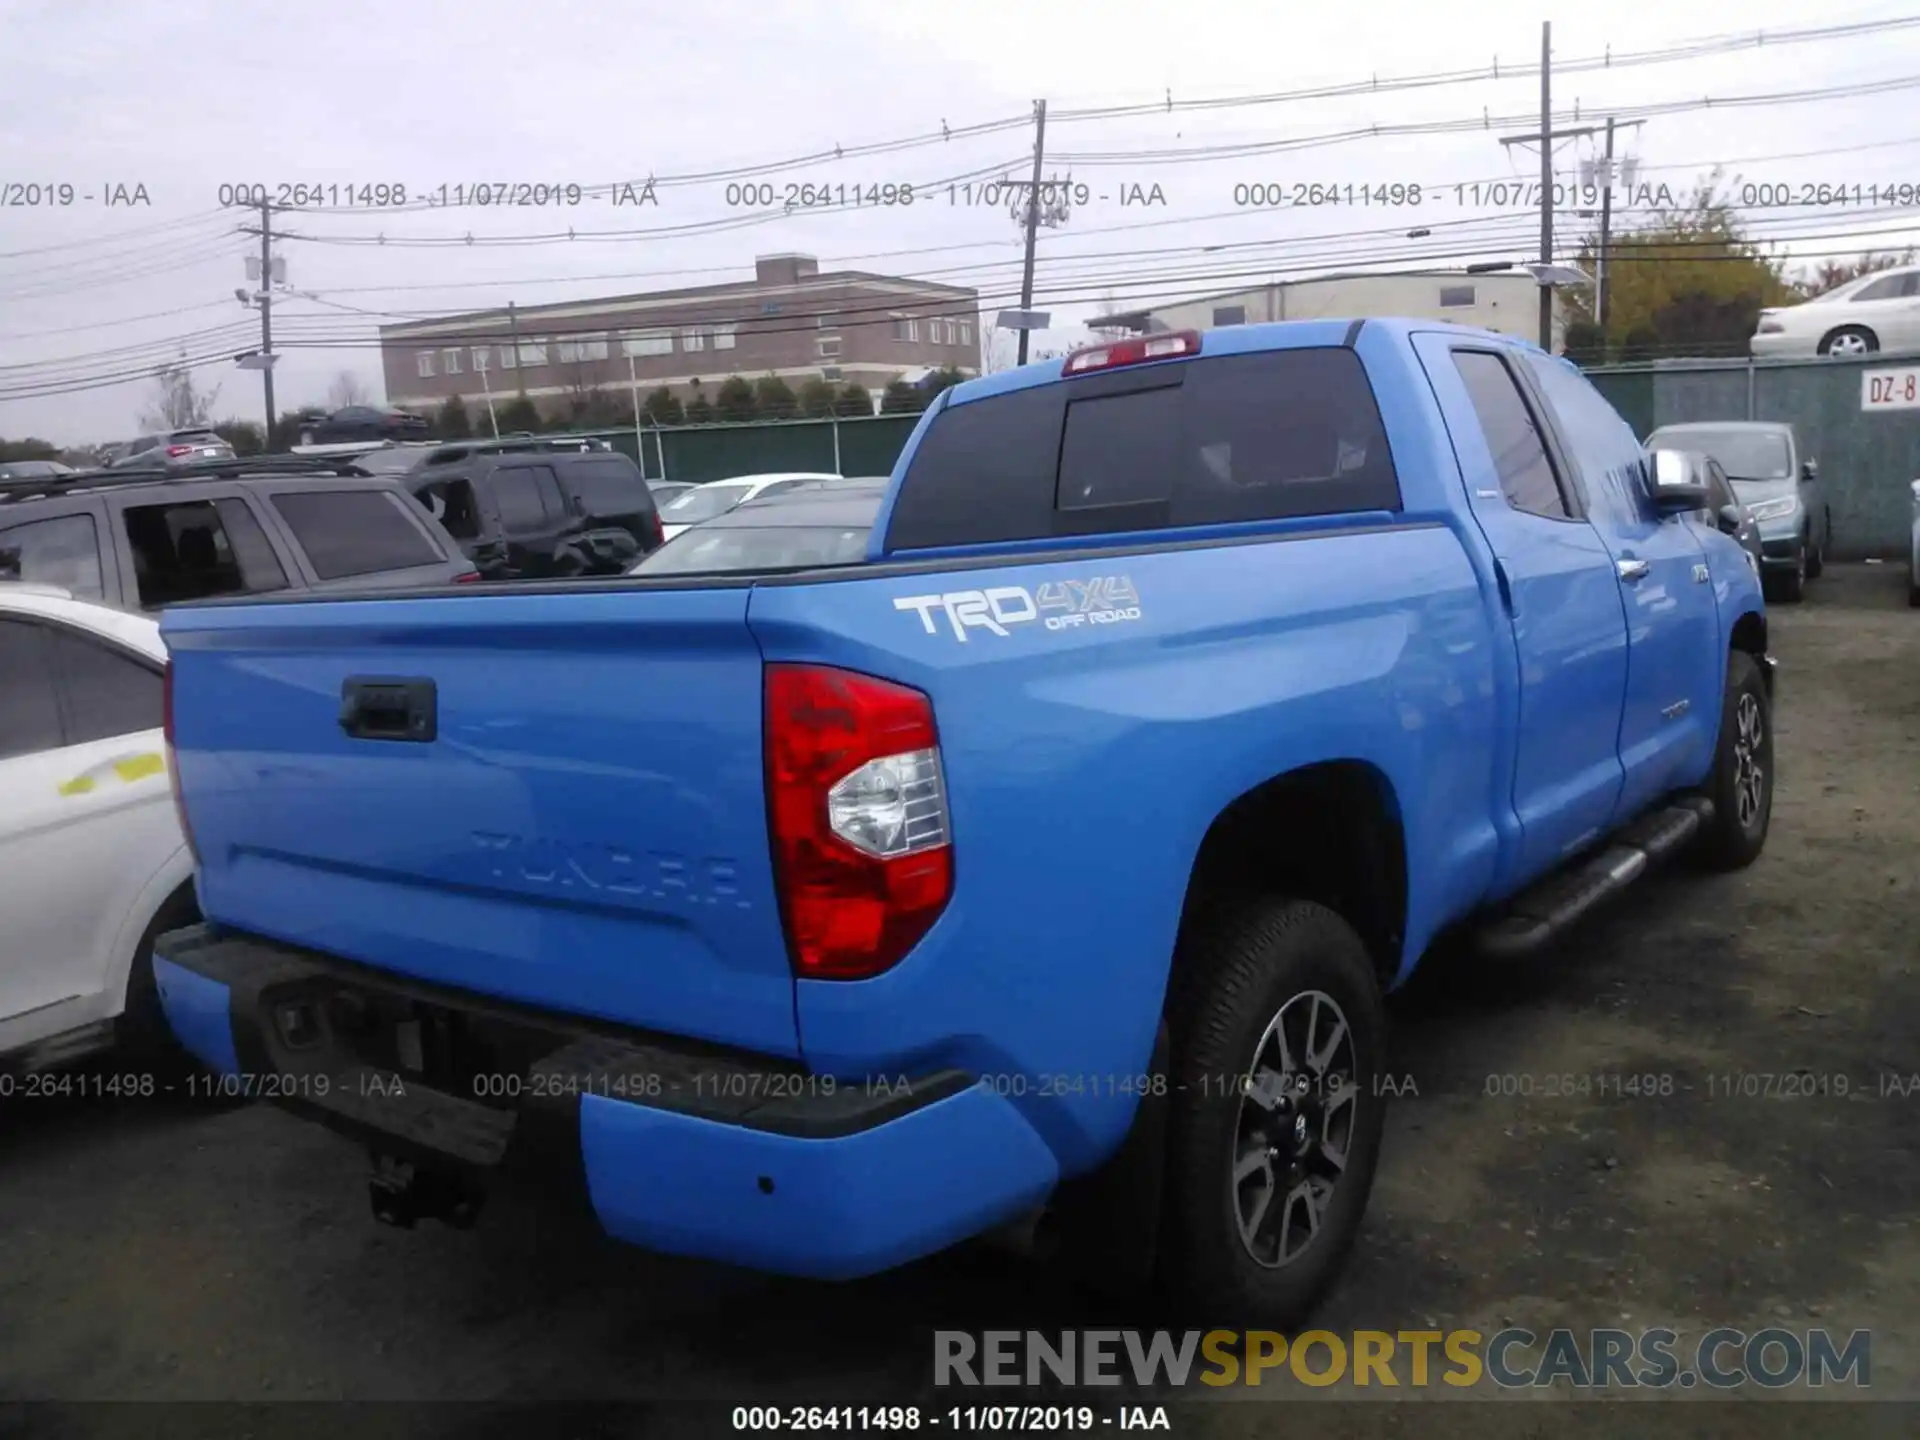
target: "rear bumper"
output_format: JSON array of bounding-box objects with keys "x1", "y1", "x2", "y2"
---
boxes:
[{"x1": 152, "y1": 924, "x2": 1059, "y2": 1280}]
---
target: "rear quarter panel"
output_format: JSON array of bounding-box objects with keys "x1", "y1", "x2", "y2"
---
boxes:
[{"x1": 748, "y1": 520, "x2": 1502, "y2": 1174}]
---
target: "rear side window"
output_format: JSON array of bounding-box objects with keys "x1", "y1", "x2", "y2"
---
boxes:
[
  {"x1": 565, "y1": 457, "x2": 652, "y2": 520},
  {"x1": 270, "y1": 489, "x2": 444, "y2": 579},
  {"x1": 120, "y1": 498, "x2": 283, "y2": 608},
  {"x1": 48, "y1": 627, "x2": 162, "y2": 743},
  {"x1": 0, "y1": 619, "x2": 63, "y2": 759},
  {"x1": 1450, "y1": 351, "x2": 1570, "y2": 520},
  {"x1": 0, "y1": 513, "x2": 105, "y2": 601},
  {"x1": 491, "y1": 466, "x2": 564, "y2": 534},
  {"x1": 884, "y1": 348, "x2": 1401, "y2": 549}
]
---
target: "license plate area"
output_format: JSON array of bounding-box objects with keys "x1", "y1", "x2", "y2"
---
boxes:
[{"x1": 256, "y1": 977, "x2": 567, "y2": 1113}]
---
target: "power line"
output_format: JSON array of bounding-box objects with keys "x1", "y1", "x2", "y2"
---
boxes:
[{"x1": 12, "y1": 209, "x2": 1916, "y2": 400}]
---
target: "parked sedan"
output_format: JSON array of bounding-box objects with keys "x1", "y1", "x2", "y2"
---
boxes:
[
  {"x1": 299, "y1": 406, "x2": 432, "y2": 445},
  {"x1": 0, "y1": 583, "x2": 198, "y2": 1074},
  {"x1": 1643, "y1": 421, "x2": 1830, "y2": 602},
  {"x1": 655, "y1": 471, "x2": 841, "y2": 540},
  {"x1": 1751, "y1": 264, "x2": 1920, "y2": 358},
  {"x1": 633, "y1": 477, "x2": 884, "y2": 575}
]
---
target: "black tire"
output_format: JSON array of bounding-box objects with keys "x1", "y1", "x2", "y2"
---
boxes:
[
  {"x1": 1160, "y1": 898, "x2": 1388, "y2": 1328},
  {"x1": 1818, "y1": 325, "x2": 1878, "y2": 357},
  {"x1": 1909, "y1": 581, "x2": 1920, "y2": 609},
  {"x1": 1694, "y1": 651, "x2": 1774, "y2": 872}
]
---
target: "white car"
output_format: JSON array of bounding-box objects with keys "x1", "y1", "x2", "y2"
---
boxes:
[
  {"x1": 1751, "y1": 265, "x2": 1920, "y2": 358},
  {"x1": 656, "y1": 472, "x2": 841, "y2": 540},
  {"x1": 0, "y1": 583, "x2": 197, "y2": 1072}
]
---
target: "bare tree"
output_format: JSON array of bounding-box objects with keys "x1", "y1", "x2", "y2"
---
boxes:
[
  {"x1": 1794, "y1": 249, "x2": 1917, "y2": 300},
  {"x1": 327, "y1": 370, "x2": 373, "y2": 408},
  {"x1": 139, "y1": 353, "x2": 220, "y2": 431}
]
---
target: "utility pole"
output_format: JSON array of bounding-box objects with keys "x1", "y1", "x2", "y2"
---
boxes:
[
  {"x1": 1596, "y1": 116, "x2": 1616, "y2": 333},
  {"x1": 1537, "y1": 22, "x2": 1552, "y2": 351},
  {"x1": 1498, "y1": 23, "x2": 1599, "y2": 354},
  {"x1": 1016, "y1": 99, "x2": 1048, "y2": 366},
  {"x1": 507, "y1": 300, "x2": 526, "y2": 396},
  {"x1": 258, "y1": 198, "x2": 275, "y2": 436}
]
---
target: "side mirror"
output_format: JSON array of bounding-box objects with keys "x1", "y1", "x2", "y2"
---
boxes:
[
  {"x1": 1717, "y1": 504, "x2": 1744, "y2": 535},
  {"x1": 1648, "y1": 449, "x2": 1710, "y2": 514},
  {"x1": 1801, "y1": 458, "x2": 1818, "y2": 481}
]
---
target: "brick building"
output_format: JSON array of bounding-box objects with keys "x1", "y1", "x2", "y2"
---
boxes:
[{"x1": 380, "y1": 254, "x2": 980, "y2": 418}]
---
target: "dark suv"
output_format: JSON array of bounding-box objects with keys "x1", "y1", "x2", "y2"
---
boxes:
[
  {"x1": 399, "y1": 445, "x2": 665, "y2": 579},
  {"x1": 0, "y1": 458, "x2": 475, "y2": 612}
]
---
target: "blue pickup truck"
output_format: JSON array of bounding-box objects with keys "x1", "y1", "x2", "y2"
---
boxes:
[{"x1": 152, "y1": 319, "x2": 1774, "y2": 1327}]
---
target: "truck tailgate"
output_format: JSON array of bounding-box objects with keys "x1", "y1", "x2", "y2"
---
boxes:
[{"x1": 161, "y1": 588, "x2": 798, "y2": 1057}]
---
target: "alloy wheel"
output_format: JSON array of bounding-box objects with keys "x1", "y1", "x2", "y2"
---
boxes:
[
  {"x1": 1733, "y1": 691, "x2": 1767, "y2": 830},
  {"x1": 1230, "y1": 990, "x2": 1359, "y2": 1269},
  {"x1": 1826, "y1": 332, "x2": 1870, "y2": 356}
]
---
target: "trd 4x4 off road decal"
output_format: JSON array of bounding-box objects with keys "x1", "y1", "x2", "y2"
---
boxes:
[{"x1": 893, "y1": 576, "x2": 1142, "y2": 641}]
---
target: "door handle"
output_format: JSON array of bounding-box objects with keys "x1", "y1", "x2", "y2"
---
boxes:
[
  {"x1": 1616, "y1": 558, "x2": 1651, "y2": 583},
  {"x1": 339, "y1": 677, "x2": 437, "y2": 742}
]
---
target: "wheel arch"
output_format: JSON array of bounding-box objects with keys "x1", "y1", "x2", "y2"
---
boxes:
[
  {"x1": 103, "y1": 849, "x2": 198, "y2": 1014},
  {"x1": 1728, "y1": 606, "x2": 1771, "y2": 701},
  {"x1": 1176, "y1": 760, "x2": 1409, "y2": 991}
]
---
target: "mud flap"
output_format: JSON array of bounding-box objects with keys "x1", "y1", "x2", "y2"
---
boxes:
[{"x1": 1052, "y1": 1020, "x2": 1171, "y2": 1301}]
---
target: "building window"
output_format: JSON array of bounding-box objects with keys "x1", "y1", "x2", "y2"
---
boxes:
[
  {"x1": 442, "y1": 348, "x2": 462, "y2": 375},
  {"x1": 893, "y1": 315, "x2": 918, "y2": 342},
  {"x1": 621, "y1": 330, "x2": 673, "y2": 358},
  {"x1": 761, "y1": 302, "x2": 782, "y2": 315},
  {"x1": 499, "y1": 346, "x2": 517, "y2": 369},
  {"x1": 821, "y1": 366, "x2": 843, "y2": 381},
  {"x1": 1212, "y1": 305, "x2": 1247, "y2": 327},
  {"x1": 471, "y1": 347, "x2": 491, "y2": 372},
  {"x1": 958, "y1": 322, "x2": 972, "y2": 346},
  {"x1": 711, "y1": 324, "x2": 737, "y2": 351},
  {"x1": 1439, "y1": 285, "x2": 1476, "y2": 308},
  {"x1": 516, "y1": 342, "x2": 547, "y2": 367},
  {"x1": 683, "y1": 328, "x2": 707, "y2": 353},
  {"x1": 416, "y1": 351, "x2": 436, "y2": 378},
  {"x1": 554, "y1": 338, "x2": 606, "y2": 363},
  {"x1": 817, "y1": 314, "x2": 831, "y2": 328},
  {"x1": 818, "y1": 335, "x2": 842, "y2": 358}
]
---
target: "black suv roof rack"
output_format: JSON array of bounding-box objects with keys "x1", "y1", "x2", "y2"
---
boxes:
[
  {"x1": 0, "y1": 453, "x2": 376, "y2": 503},
  {"x1": 415, "y1": 434, "x2": 612, "y2": 465}
]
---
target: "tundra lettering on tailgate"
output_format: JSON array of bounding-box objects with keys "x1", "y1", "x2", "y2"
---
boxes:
[
  {"x1": 472, "y1": 832, "x2": 748, "y2": 908},
  {"x1": 894, "y1": 575, "x2": 1142, "y2": 642}
]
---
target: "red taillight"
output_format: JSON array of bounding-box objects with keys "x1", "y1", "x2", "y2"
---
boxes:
[
  {"x1": 648, "y1": 510, "x2": 665, "y2": 548},
  {"x1": 452, "y1": 570, "x2": 482, "y2": 583},
  {"x1": 162, "y1": 661, "x2": 200, "y2": 865},
  {"x1": 1061, "y1": 328, "x2": 1202, "y2": 376},
  {"x1": 166, "y1": 444, "x2": 195, "y2": 456},
  {"x1": 765, "y1": 664, "x2": 952, "y2": 980}
]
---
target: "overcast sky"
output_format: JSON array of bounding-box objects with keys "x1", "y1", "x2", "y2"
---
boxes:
[{"x1": 5, "y1": 0, "x2": 1920, "y2": 445}]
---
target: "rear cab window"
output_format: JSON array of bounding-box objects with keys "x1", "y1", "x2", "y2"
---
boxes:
[
  {"x1": 269, "y1": 488, "x2": 447, "y2": 579},
  {"x1": 882, "y1": 347, "x2": 1402, "y2": 549}
]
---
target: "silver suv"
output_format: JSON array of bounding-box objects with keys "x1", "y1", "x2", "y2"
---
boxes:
[{"x1": 111, "y1": 428, "x2": 237, "y2": 470}]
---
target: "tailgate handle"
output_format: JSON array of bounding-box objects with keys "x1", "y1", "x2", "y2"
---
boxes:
[{"x1": 340, "y1": 677, "x2": 437, "y2": 743}]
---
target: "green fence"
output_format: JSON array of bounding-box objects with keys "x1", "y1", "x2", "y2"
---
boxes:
[
  {"x1": 545, "y1": 413, "x2": 925, "y2": 486},
  {"x1": 1585, "y1": 353, "x2": 1920, "y2": 558}
]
